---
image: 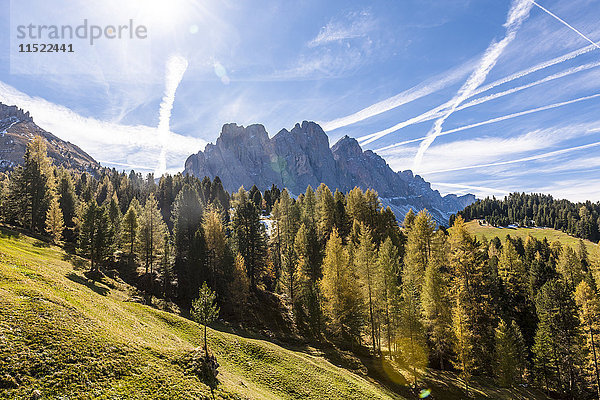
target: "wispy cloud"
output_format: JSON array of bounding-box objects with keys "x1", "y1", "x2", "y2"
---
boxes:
[
  {"x1": 381, "y1": 121, "x2": 600, "y2": 177},
  {"x1": 0, "y1": 81, "x2": 206, "y2": 173},
  {"x1": 360, "y1": 59, "x2": 600, "y2": 147},
  {"x1": 356, "y1": 12, "x2": 600, "y2": 148},
  {"x1": 377, "y1": 93, "x2": 600, "y2": 151},
  {"x1": 308, "y1": 10, "x2": 375, "y2": 48},
  {"x1": 422, "y1": 140, "x2": 600, "y2": 175},
  {"x1": 531, "y1": 0, "x2": 600, "y2": 50},
  {"x1": 320, "y1": 62, "x2": 472, "y2": 132},
  {"x1": 430, "y1": 182, "x2": 511, "y2": 196},
  {"x1": 412, "y1": 0, "x2": 533, "y2": 170}
]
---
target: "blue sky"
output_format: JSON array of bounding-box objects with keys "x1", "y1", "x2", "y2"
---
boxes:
[{"x1": 1, "y1": 0, "x2": 600, "y2": 201}]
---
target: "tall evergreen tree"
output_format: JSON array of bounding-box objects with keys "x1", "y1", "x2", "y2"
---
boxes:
[
  {"x1": 78, "y1": 200, "x2": 112, "y2": 271},
  {"x1": 377, "y1": 237, "x2": 400, "y2": 359},
  {"x1": 575, "y1": 280, "x2": 600, "y2": 398},
  {"x1": 137, "y1": 194, "x2": 166, "y2": 275},
  {"x1": 202, "y1": 204, "x2": 228, "y2": 295},
  {"x1": 355, "y1": 225, "x2": 380, "y2": 355},
  {"x1": 494, "y1": 319, "x2": 526, "y2": 387},
  {"x1": 45, "y1": 195, "x2": 64, "y2": 243},
  {"x1": 231, "y1": 187, "x2": 267, "y2": 290},
  {"x1": 56, "y1": 168, "x2": 77, "y2": 242},
  {"x1": 320, "y1": 229, "x2": 363, "y2": 346}
]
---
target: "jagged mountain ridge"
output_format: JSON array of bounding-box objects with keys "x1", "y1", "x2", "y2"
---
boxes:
[
  {"x1": 0, "y1": 103, "x2": 99, "y2": 172},
  {"x1": 184, "y1": 121, "x2": 475, "y2": 223}
]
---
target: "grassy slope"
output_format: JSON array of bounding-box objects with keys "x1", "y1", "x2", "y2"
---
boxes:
[
  {"x1": 0, "y1": 227, "x2": 549, "y2": 399},
  {"x1": 464, "y1": 220, "x2": 600, "y2": 265}
]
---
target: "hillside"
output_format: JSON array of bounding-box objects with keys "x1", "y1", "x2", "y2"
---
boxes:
[
  {"x1": 464, "y1": 220, "x2": 600, "y2": 265},
  {"x1": 0, "y1": 103, "x2": 99, "y2": 173},
  {"x1": 0, "y1": 227, "x2": 550, "y2": 399},
  {"x1": 183, "y1": 121, "x2": 474, "y2": 224}
]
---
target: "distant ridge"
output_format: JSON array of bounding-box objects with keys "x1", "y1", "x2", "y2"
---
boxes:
[
  {"x1": 184, "y1": 121, "x2": 475, "y2": 223},
  {"x1": 0, "y1": 103, "x2": 99, "y2": 173}
]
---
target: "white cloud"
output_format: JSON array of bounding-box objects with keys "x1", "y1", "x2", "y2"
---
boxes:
[
  {"x1": 0, "y1": 81, "x2": 206, "y2": 173},
  {"x1": 381, "y1": 121, "x2": 600, "y2": 174},
  {"x1": 413, "y1": 0, "x2": 534, "y2": 170},
  {"x1": 308, "y1": 11, "x2": 375, "y2": 48},
  {"x1": 356, "y1": 35, "x2": 598, "y2": 148},
  {"x1": 377, "y1": 93, "x2": 600, "y2": 152},
  {"x1": 320, "y1": 62, "x2": 472, "y2": 132}
]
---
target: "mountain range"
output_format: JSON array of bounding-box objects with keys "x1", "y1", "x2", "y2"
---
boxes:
[
  {"x1": 184, "y1": 121, "x2": 475, "y2": 223},
  {"x1": 0, "y1": 102, "x2": 474, "y2": 223},
  {"x1": 0, "y1": 103, "x2": 98, "y2": 173}
]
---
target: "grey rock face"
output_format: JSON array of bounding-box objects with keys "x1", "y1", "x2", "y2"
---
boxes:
[
  {"x1": 0, "y1": 103, "x2": 99, "y2": 173},
  {"x1": 184, "y1": 121, "x2": 475, "y2": 224}
]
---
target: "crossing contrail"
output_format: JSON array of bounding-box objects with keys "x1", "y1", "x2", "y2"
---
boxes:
[
  {"x1": 376, "y1": 93, "x2": 600, "y2": 152},
  {"x1": 155, "y1": 55, "x2": 189, "y2": 177},
  {"x1": 531, "y1": 0, "x2": 600, "y2": 50},
  {"x1": 358, "y1": 43, "x2": 598, "y2": 146},
  {"x1": 412, "y1": 0, "x2": 533, "y2": 170},
  {"x1": 320, "y1": 65, "x2": 470, "y2": 132},
  {"x1": 429, "y1": 182, "x2": 511, "y2": 195},
  {"x1": 361, "y1": 60, "x2": 600, "y2": 147},
  {"x1": 421, "y1": 139, "x2": 600, "y2": 174}
]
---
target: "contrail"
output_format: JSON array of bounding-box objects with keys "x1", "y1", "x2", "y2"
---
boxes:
[
  {"x1": 319, "y1": 64, "x2": 471, "y2": 132},
  {"x1": 412, "y1": 0, "x2": 533, "y2": 171},
  {"x1": 422, "y1": 140, "x2": 600, "y2": 175},
  {"x1": 361, "y1": 59, "x2": 600, "y2": 146},
  {"x1": 430, "y1": 181, "x2": 511, "y2": 195},
  {"x1": 155, "y1": 55, "x2": 189, "y2": 177},
  {"x1": 531, "y1": 0, "x2": 600, "y2": 50},
  {"x1": 377, "y1": 93, "x2": 600, "y2": 152}
]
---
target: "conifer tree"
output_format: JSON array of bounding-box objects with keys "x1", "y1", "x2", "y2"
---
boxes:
[
  {"x1": 575, "y1": 280, "x2": 600, "y2": 398},
  {"x1": 231, "y1": 187, "x2": 267, "y2": 290},
  {"x1": 295, "y1": 222, "x2": 322, "y2": 333},
  {"x1": 229, "y1": 253, "x2": 250, "y2": 313},
  {"x1": 203, "y1": 204, "x2": 227, "y2": 294},
  {"x1": 320, "y1": 229, "x2": 363, "y2": 345},
  {"x1": 160, "y1": 233, "x2": 175, "y2": 299},
  {"x1": 121, "y1": 200, "x2": 139, "y2": 257},
  {"x1": 494, "y1": 319, "x2": 526, "y2": 387},
  {"x1": 355, "y1": 225, "x2": 379, "y2": 355},
  {"x1": 421, "y1": 230, "x2": 452, "y2": 369},
  {"x1": 56, "y1": 168, "x2": 77, "y2": 241},
  {"x1": 78, "y1": 199, "x2": 112, "y2": 271},
  {"x1": 11, "y1": 136, "x2": 54, "y2": 232},
  {"x1": 377, "y1": 237, "x2": 400, "y2": 358},
  {"x1": 173, "y1": 184, "x2": 204, "y2": 302},
  {"x1": 404, "y1": 210, "x2": 435, "y2": 293},
  {"x1": 191, "y1": 282, "x2": 220, "y2": 357},
  {"x1": 534, "y1": 279, "x2": 584, "y2": 395},
  {"x1": 137, "y1": 194, "x2": 166, "y2": 275},
  {"x1": 45, "y1": 195, "x2": 64, "y2": 243},
  {"x1": 557, "y1": 246, "x2": 583, "y2": 292},
  {"x1": 316, "y1": 183, "x2": 335, "y2": 244},
  {"x1": 274, "y1": 190, "x2": 301, "y2": 311}
]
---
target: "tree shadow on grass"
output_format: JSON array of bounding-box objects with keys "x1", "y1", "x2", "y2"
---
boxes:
[
  {"x1": 62, "y1": 253, "x2": 88, "y2": 271},
  {"x1": 0, "y1": 226, "x2": 20, "y2": 239},
  {"x1": 66, "y1": 272, "x2": 110, "y2": 296},
  {"x1": 32, "y1": 239, "x2": 51, "y2": 248}
]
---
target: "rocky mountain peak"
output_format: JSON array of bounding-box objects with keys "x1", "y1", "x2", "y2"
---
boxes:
[
  {"x1": 0, "y1": 102, "x2": 98, "y2": 172},
  {"x1": 184, "y1": 121, "x2": 475, "y2": 223},
  {"x1": 216, "y1": 123, "x2": 269, "y2": 148},
  {"x1": 0, "y1": 103, "x2": 33, "y2": 128},
  {"x1": 331, "y1": 135, "x2": 362, "y2": 159}
]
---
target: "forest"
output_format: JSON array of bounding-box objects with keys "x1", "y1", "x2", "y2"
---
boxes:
[
  {"x1": 455, "y1": 192, "x2": 600, "y2": 243},
  {"x1": 2, "y1": 136, "x2": 600, "y2": 398}
]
